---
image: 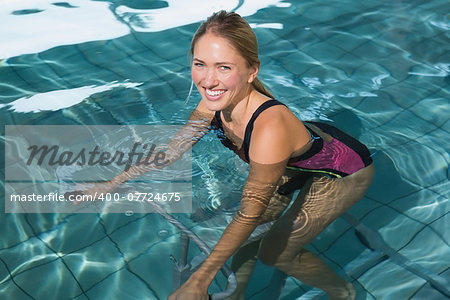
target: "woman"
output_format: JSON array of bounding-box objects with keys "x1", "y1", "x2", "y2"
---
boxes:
[
  {"x1": 166, "y1": 10, "x2": 374, "y2": 300},
  {"x1": 79, "y1": 10, "x2": 373, "y2": 300}
]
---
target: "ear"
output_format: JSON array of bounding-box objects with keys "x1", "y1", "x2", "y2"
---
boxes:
[{"x1": 247, "y1": 63, "x2": 259, "y2": 83}]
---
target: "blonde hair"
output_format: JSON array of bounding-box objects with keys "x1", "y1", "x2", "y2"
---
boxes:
[{"x1": 190, "y1": 10, "x2": 274, "y2": 99}]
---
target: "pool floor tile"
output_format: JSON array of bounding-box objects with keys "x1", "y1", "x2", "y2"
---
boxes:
[
  {"x1": 428, "y1": 212, "x2": 450, "y2": 245},
  {"x1": 0, "y1": 236, "x2": 59, "y2": 281},
  {"x1": 410, "y1": 281, "x2": 450, "y2": 300},
  {"x1": 322, "y1": 229, "x2": 373, "y2": 268},
  {"x1": 359, "y1": 259, "x2": 426, "y2": 299},
  {"x1": 0, "y1": 214, "x2": 37, "y2": 248},
  {"x1": 85, "y1": 268, "x2": 160, "y2": 300},
  {"x1": 107, "y1": 214, "x2": 177, "y2": 258},
  {"x1": 63, "y1": 237, "x2": 125, "y2": 291},
  {"x1": 12, "y1": 259, "x2": 85, "y2": 299},
  {"x1": 399, "y1": 226, "x2": 450, "y2": 275},
  {"x1": 428, "y1": 179, "x2": 450, "y2": 202},
  {"x1": 383, "y1": 142, "x2": 446, "y2": 187},
  {"x1": 126, "y1": 239, "x2": 182, "y2": 299},
  {"x1": 365, "y1": 151, "x2": 421, "y2": 203},
  {"x1": 0, "y1": 279, "x2": 34, "y2": 300},
  {"x1": 310, "y1": 217, "x2": 353, "y2": 253},
  {"x1": 390, "y1": 189, "x2": 449, "y2": 225},
  {"x1": 301, "y1": 41, "x2": 348, "y2": 62}
]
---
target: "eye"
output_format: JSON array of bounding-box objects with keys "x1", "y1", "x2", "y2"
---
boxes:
[
  {"x1": 219, "y1": 65, "x2": 231, "y2": 71},
  {"x1": 193, "y1": 62, "x2": 204, "y2": 68}
]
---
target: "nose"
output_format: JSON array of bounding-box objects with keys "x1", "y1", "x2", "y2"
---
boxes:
[{"x1": 203, "y1": 68, "x2": 218, "y2": 87}]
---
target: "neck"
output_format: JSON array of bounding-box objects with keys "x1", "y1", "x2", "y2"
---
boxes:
[{"x1": 222, "y1": 87, "x2": 254, "y2": 124}]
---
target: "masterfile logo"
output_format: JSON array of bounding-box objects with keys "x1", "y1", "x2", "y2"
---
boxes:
[{"x1": 5, "y1": 125, "x2": 192, "y2": 214}]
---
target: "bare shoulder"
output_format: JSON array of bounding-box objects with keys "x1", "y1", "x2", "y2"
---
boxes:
[{"x1": 248, "y1": 105, "x2": 296, "y2": 164}]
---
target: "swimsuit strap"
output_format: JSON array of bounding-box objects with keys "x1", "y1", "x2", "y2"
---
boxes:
[
  {"x1": 243, "y1": 99, "x2": 286, "y2": 162},
  {"x1": 214, "y1": 110, "x2": 222, "y2": 125},
  {"x1": 213, "y1": 99, "x2": 286, "y2": 162}
]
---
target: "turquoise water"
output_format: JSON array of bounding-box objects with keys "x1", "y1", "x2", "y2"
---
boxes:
[{"x1": 1, "y1": 0, "x2": 449, "y2": 299}]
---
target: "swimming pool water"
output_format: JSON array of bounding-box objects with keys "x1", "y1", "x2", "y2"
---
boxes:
[{"x1": 0, "y1": 0, "x2": 449, "y2": 299}]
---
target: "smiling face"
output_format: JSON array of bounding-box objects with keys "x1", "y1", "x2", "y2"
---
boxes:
[{"x1": 191, "y1": 32, "x2": 258, "y2": 112}]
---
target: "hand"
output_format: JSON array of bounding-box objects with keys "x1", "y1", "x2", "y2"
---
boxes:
[{"x1": 168, "y1": 277, "x2": 209, "y2": 300}]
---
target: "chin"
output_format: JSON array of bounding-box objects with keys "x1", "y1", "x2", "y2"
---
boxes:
[
  {"x1": 204, "y1": 98, "x2": 227, "y2": 111},
  {"x1": 205, "y1": 102, "x2": 222, "y2": 112}
]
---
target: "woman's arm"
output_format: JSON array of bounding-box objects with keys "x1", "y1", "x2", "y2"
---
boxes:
[
  {"x1": 168, "y1": 160, "x2": 289, "y2": 300},
  {"x1": 190, "y1": 159, "x2": 288, "y2": 282},
  {"x1": 75, "y1": 101, "x2": 214, "y2": 197},
  {"x1": 110, "y1": 107, "x2": 214, "y2": 186},
  {"x1": 168, "y1": 109, "x2": 303, "y2": 299}
]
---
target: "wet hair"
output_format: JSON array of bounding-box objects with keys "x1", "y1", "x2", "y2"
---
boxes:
[{"x1": 190, "y1": 10, "x2": 274, "y2": 99}]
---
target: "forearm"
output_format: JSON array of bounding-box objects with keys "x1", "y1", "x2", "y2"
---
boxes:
[
  {"x1": 189, "y1": 164, "x2": 286, "y2": 287},
  {"x1": 108, "y1": 141, "x2": 186, "y2": 186},
  {"x1": 110, "y1": 109, "x2": 212, "y2": 186},
  {"x1": 190, "y1": 214, "x2": 261, "y2": 286}
]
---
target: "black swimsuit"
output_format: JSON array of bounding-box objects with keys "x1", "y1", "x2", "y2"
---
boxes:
[{"x1": 211, "y1": 99, "x2": 372, "y2": 190}]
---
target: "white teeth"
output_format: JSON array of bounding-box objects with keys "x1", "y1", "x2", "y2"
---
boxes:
[{"x1": 206, "y1": 89, "x2": 225, "y2": 96}]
